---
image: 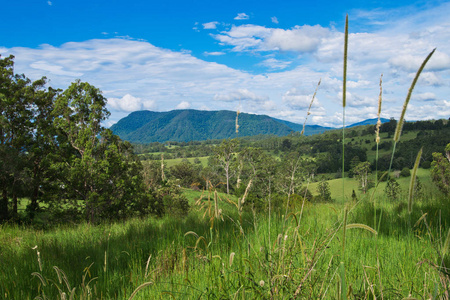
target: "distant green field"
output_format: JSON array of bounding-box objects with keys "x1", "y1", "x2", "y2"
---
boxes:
[
  {"x1": 309, "y1": 168, "x2": 433, "y2": 201},
  {"x1": 163, "y1": 156, "x2": 209, "y2": 167}
]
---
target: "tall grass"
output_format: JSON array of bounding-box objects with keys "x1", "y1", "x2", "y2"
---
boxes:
[
  {"x1": 1, "y1": 17, "x2": 448, "y2": 300},
  {"x1": 388, "y1": 48, "x2": 436, "y2": 173}
]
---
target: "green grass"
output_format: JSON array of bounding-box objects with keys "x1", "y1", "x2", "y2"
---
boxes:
[
  {"x1": 163, "y1": 156, "x2": 209, "y2": 167},
  {"x1": 309, "y1": 168, "x2": 432, "y2": 201},
  {"x1": 1, "y1": 183, "x2": 448, "y2": 299}
]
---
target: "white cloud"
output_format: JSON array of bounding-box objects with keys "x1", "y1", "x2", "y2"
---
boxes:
[
  {"x1": 2, "y1": 2, "x2": 450, "y2": 127},
  {"x1": 271, "y1": 17, "x2": 279, "y2": 24},
  {"x1": 214, "y1": 89, "x2": 267, "y2": 102},
  {"x1": 176, "y1": 101, "x2": 191, "y2": 109},
  {"x1": 30, "y1": 61, "x2": 83, "y2": 77},
  {"x1": 108, "y1": 94, "x2": 156, "y2": 112},
  {"x1": 213, "y1": 24, "x2": 330, "y2": 52},
  {"x1": 258, "y1": 58, "x2": 291, "y2": 70},
  {"x1": 283, "y1": 88, "x2": 319, "y2": 110},
  {"x1": 203, "y1": 51, "x2": 226, "y2": 56},
  {"x1": 203, "y1": 22, "x2": 219, "y2": 29},
  {"x1": 389, "y1": 50, "x2": 450, "y2": 72},
  {"x1": 234, "y1": 13, "x2": 249, "y2": 20},
  {"x1": 47, "y1": 1, "x2": 52, "y2": 6}
]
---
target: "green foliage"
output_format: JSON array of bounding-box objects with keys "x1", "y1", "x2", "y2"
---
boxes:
[
  {"x1": 421, "y1": 160, "x2": 431, "y2": 169},
  {"x1": 1, "y1": 57, "x2": 152, "y2": 224},
  {"x1": 352, "y1": 161, "x2": 371, "y2": 193},
  {"x1": 316, "y1": 179, "x2": 332, "y2": 202},
  {"x1": 430, "y1": 143, "x2": 450, "y2": 195},
  {"x1": 400, "y1": 167, "x2": 411, "y2": 177},
  {"x1": 213, "y1": 139, "x2": 239, "y2": 194},
  {"x1": 385, "y1": 178, "x2": 401, "y2": 201},
  {"x1": 111, "y1": 110, "x2": 299, "y2": 143}
]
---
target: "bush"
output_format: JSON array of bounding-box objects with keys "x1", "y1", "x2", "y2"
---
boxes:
[
  {"x1": 385, "y1": 179, "x2": 401, "y2": 201},
  {"x1": 316, "y1": 180, "x2": 332, "y2": 202},
  {"x1": 153, "y1": 184, "x2": 190, "y2": 218},
  {"x1": 400, "y1": 167, "x2": 411, "y2": 177},
  {"x1": 421, "y1": 160, "x2": 431, "y2": 169}
]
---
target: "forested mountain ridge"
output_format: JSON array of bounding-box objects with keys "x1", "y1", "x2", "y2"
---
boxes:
[
  {"x1": 111, "y1": 109, "x2": 311, "y2": 143},
  {"x1": 112, "y1": 109, "x2": 388, "y2": 143}
]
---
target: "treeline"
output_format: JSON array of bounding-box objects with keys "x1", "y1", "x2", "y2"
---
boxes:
[
  {"x1": 0, "y1": 55, "x2": 161, "y2": 224},
  {"x1": 137, "y1": 119, "x2": 449, "y2": 174}
]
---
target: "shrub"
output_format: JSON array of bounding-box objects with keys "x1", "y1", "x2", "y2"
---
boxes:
[
  {"x1": 316, "y1": 180, "x2": 332, "y2": 202},
  {"x1": 400, "y1": 167, "x2": 411, "y2": 177},
  {"x1": 421, "y1": 160, "x2": 431, "y2": 169},
  {"x1": 385, "y1": 178, "x2": 401, "y2": 201}
]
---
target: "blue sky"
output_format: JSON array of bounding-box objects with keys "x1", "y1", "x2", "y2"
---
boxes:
[{"x1": 1, "y1": 0, "x2": 449, "y2": 127}]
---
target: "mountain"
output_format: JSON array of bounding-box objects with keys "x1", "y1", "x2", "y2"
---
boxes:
[
  {"x1": 111, "y1": 110, "x2": 296, "y2": 143},
  {"x1": 110, "y1": 109, "x2": 388, "y2": 144},
  {"x1": 272, "y1": 118, "x2": 333, "y2": 135},
  {"x1": 347, "y1": 118, "x2": 390, "y2": 128}
]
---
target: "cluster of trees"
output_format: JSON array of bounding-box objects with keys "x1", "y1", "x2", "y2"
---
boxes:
[
  {"x1": 3, "y1": 54, "x2": 448, "y2": 224},
  {"x1": 144, "y1": 138, "x2": 333, "y2": 212},
  {"x1": 0, "y1": 55, "x2": 153, "y2": 223}
]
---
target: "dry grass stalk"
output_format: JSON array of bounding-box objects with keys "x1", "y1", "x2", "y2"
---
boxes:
[
  {"x1": 345, "y1": 223, "x2": 378, "y2": 235},
  {"x1": 229, "y1": 252, "x2": 235, "y2": 267},
  {"x1": 238, "y1": 179, "x2": 252, "y2": 213},
  {"x1": 408, "y1": 147, "x2": 422, "y2": 214},
  {"x1": 376, "y1": 74, "x2": 383, "y2": 144},
  {"x1": 145, "y1": 254, "x2": 152, "y2": 278},
  {"x1": 393, "y1": 48, "x2": 436, "y2": 143},
  {"x1": 127, "y1": 282, "x2": 154, "y2": 300},
  {"x1": 161, "y1": 153, "x2": 166, "y2": 182},
  {"x1": 235, "y1": 109, "x2": 240, "y2": 135},
  {"x1": 214, "y1": 190, "x2": 219, "y2": 218},
  {"x1": 301, "y1": 79, "x2": 321, "y2": 135}
]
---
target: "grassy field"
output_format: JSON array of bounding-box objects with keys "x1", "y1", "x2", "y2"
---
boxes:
[
  {"x1": 1, "y1": 179, "x2": 448, "y2": 299},
  {"x1": 309, "y1": 168, "x2": 433, "y2": 201},
  {"x1": 164, "y1": 156, "x2": 209, "y2": 168}
]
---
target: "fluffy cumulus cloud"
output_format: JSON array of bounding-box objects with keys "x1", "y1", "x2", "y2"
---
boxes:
[
  {"x1": 108, "y1": 94, "x2": 155, "y2": 112},
  {"x1": 266, "y1": 26, "x2": 330, "y2": 52},
  {"x1": 203, "y1": 21, "x2": 219, "y2": 30},
  {"x1": 176, "y1": 101, "x2": 191, "y2": 109},
  {"x1": 213, "y1": 24, "x2": 331, "y2": 52},
  {"x1": 234, "y1": 13, "x2": 249, "y2": 20},
  {"x1": 214, "y1": 89, "x2": 268, "y2": 102},
  {"x1": 283, "y1": 88, "x2": 320, "y2": 110},
  {"x1": 258, "y1": 58, "x2": 291, "y2": 70},
  {"x1": 2, "y1": 2, "x2": 450, "y2": 127}
]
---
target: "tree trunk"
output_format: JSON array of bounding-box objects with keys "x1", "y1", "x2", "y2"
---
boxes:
[
  {"x1": 12, "y1": 193, "x2": 18, "y2": 218},
  {"x1": 225, "y1": 164, "x2": 229, "y2": 194},
  {"x1": 0, "y1": 189, "x2": 9, "y2": 222}
]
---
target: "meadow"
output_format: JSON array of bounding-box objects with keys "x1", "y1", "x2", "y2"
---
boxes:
[
  {"x1": 1, "y1": 16, "x2": 449, "y2": 300},
  {"x1": 1, "y1": 177, "x2": 449, "y2": 299}
]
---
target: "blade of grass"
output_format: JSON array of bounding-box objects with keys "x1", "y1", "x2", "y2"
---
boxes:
[{"x1": 389, "y1": 48, "x2": 436, "y2": 173}]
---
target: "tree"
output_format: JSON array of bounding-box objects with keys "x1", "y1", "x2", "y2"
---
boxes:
[
  {"x1": 385, "y1": 179, "x2": 401, "y2": 201},
  {"x1": 430, "y1": 143, "x2": 450, "y2": 195},
  {"x1": 316, "y1": 180, "x2": 332, "y2": 202},
  {"x1": 26, "y1": 85, "x2": 61, "y2": 218},
  {"x1": 169, "y1": 160, "x2": 201, "y2": 188},
  {"x1": 352, "y1": 161, "x2": 371, "y2": 193},
  {"x1": 213, "y1": 139, "x2": 239, "y2": 194},
  {"x1": 0, "y1": 55, "x2": 53, "y2": 221},
  {"x1": 52, "y1": 80, "x2": 147, "y2": 222},
  {"x1": 400, "y1": 167, "x2": 411, "y2": 177}
]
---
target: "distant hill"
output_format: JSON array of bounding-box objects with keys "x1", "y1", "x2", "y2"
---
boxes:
[
  {"x1": 347, "y1": 118, "x2": 390, "y2": 128},
  {"x1": 111, "y1": 110, "x2": 293, "y2": 143},
  {"x1": 272, "y1": 118, "x2": 333, "y2": 135},
  {"x1": 110, "y1": 109, "x2": 389, "y2": 143}
]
